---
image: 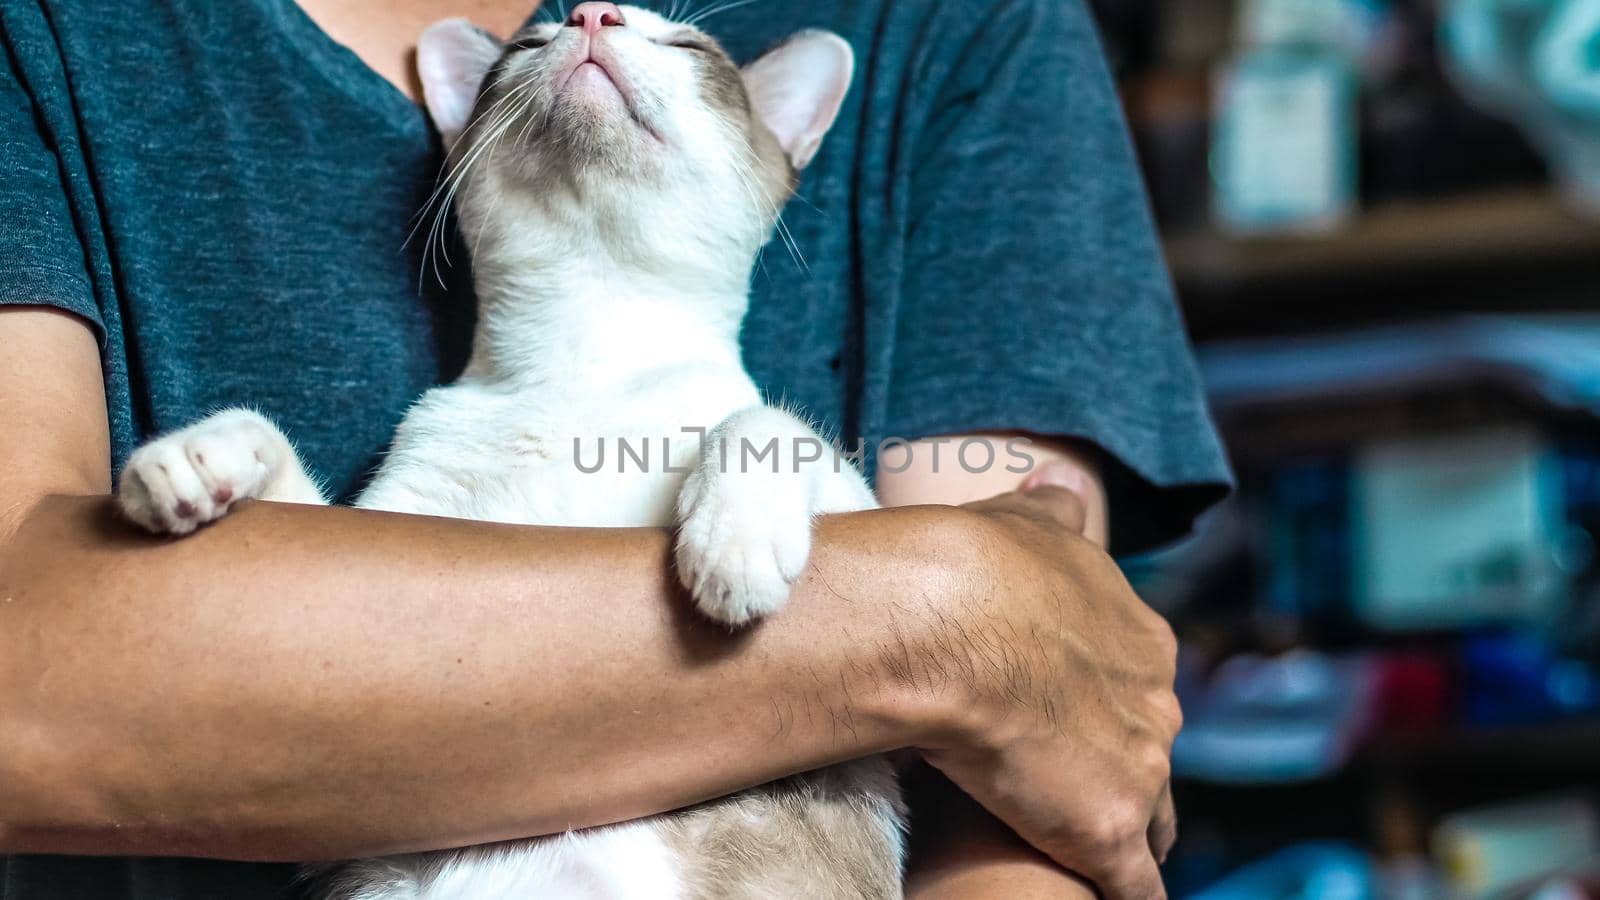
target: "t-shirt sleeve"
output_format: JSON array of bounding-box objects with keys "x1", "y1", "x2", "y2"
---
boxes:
[
  {"x1": 0, "y1": 25, "x2": 102, "y2": 334},
  {"x1": 880, "y1": 0, "x2": 1231, "y2": 553}
]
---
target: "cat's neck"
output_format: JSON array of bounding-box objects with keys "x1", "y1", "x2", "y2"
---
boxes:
[
  {"x1": 453, "y1": 176, "x2": 767, "y2": 392},
  {"x1": 461, "y1": 255, "x2": 751, "y2": 392}
]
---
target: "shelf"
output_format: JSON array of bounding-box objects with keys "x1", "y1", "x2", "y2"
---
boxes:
[
  {"x1": 1172, "y1": 720, "x2": 1600, "y2": 788},
  {"x1": 1167, "y1": 190, "x2": 1600, "y2": 340},
  {"x1": 1359, "y1": 720, "x2": 1600, "y2": 771},
  {"x1": 1168, "y1": 190, "x2": 1600, "y2": 290}
]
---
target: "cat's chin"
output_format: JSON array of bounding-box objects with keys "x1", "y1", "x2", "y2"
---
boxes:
[
  {"x1": 517, "y1": 121, "x2": 660, "y2": 186},
  {"x1": 562, "y1": 61, "x2": 626, "y2": 107},
  {"x1": 546, "y1": 83, "x2": 665, "y2": 155}
]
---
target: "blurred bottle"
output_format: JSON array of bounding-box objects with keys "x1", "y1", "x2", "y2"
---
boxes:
[
  {"x1": 1435, "y1": 798, "x2": 1600, "y2": 898},
  {"x1": 1213, "y1": 0, "x2": 1362, "y2": 233},
  {"x1": 1374, "y1": 790, "x2": 1451, "y2": 900}
]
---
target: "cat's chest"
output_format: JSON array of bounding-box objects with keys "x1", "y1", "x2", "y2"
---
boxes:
[{"x1": 356, "y1": 373, "x2": 759, "y2": 526}]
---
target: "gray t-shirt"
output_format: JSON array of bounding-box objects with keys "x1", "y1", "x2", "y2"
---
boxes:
[{"x1": 1, "y1": 0, "x2": 1230, "y2": 895}]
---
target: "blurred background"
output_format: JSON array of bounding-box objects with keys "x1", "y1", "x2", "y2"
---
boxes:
[{"x1": 1083, "y1": 0, "x2": 1600, "y2": 896}]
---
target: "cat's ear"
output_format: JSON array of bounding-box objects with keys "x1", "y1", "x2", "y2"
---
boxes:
[
  {"x1": 417, "y1": 18, "x2": 503, "y2": 150},
  {"x1": 742, "y1": 31, "x2": 854, "y2": 171}
]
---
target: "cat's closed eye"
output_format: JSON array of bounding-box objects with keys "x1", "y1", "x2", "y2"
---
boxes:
[
  {"x1": 661, "y1": 35, "x2": 715, "y2": 54},
  {"x1": 507, "y1": 35, "x2": 552, "y2": 53}
]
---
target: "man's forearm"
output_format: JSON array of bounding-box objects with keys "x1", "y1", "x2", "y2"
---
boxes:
[
  {"x1": 904, "y1": 762, "x2": 1095, "y2": 899},
  {"x1": 883, "y1": 437, "x2": 1109, "y2": 899},
  {"x1": 0, "y1": 495, "x2": 953, "y2": 861}
]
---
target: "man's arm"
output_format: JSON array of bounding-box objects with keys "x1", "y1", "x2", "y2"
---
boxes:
[
  {"x1": 882, "y1": 435, "x2": 1160, "y2": 900},
  {"x1": 1, "y1": 308, "x2": 1180, "y2": 900},
  {"x1": 0, "y1": 307, "x2": 927, "y2": 860}
]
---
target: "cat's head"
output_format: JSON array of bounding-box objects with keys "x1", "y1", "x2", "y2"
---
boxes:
[{"x1": 416, "y1": 3, "x2": 853, "y2": 288}]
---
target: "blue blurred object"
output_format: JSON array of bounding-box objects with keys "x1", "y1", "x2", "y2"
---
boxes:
[
  {"x1": 1442, "y1": 0, "x2": 1600, "y2": 212},
  {"x1": 1175, "y1": 652, "x2": 1375, "y2": 783},
  {"x1": 1187, "y1": 843, "x2": 1377, "y2": 900},
  {"x1": 1262, "y1": 460, "x2": 1352, "y2": 623},
  {"x1": 1352, "y1": 427, "x2": 1567, "y2": 630},
  {"x1": 1462, "y1": 632, "x2": 1600, "y2": 725},
  {"x1": 1201, "y1": 317, "x2": 1600, "y2": 631},
  {"x1": 1201, "y1": 316, "x2": 1600, "y2": 417}
]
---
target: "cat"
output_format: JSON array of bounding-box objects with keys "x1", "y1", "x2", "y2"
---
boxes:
[{"x1": 114, "y1": 3, "x2": 904, "y2": 897}]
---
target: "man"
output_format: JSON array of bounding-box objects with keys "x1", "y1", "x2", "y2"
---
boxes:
[{"x1": 0, "y1": 0, "x2": 1229, "y2": 897}]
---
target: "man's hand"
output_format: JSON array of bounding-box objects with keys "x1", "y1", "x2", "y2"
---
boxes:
[{"x1": 905, "y1": 477, "x2": 1181, "y2": 900}]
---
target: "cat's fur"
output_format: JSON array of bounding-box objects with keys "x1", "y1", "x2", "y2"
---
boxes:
[{"x1": 116, "y1": 5, "x2": 903, "y2": 897}]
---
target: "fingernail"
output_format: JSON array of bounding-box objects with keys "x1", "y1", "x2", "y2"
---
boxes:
[{"x1": 1022, "y1": 460, "x2": 1086, "y2": 493}]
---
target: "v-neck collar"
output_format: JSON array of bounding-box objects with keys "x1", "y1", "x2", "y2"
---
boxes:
[{"x1": 270, "y1": 0, "x2": 432, "y2": 140}]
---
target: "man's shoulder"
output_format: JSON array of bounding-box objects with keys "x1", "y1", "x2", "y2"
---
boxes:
[
  {"x1": 701, "y1": 0, "x2": 1077, "y2": 41},
  {"x1": 702, "y1": 0, "x2": 1089, "y2": 102},
  {"x1": 698, "y1": 0, "x2": 986, "y2": 63}
]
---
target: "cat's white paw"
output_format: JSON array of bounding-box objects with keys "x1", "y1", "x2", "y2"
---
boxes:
[
  {"x1": 117, "y1": 410, "x2": 288, "y2": 535},
  {"x1": 675, "y1": 465, "x2": 813, "y2": 627}
]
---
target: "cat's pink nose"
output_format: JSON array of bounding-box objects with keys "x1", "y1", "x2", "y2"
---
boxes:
[{"x1": 567, "y1": 2, "x2": 625, "y2": 34}]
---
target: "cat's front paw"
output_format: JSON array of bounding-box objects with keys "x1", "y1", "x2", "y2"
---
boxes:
[
  {"x1": 674, "y1": 466, "x2": 813, "y2": 627},
  {"x1": 117, "y1": 410, "x2": 288, "y2": 535}
]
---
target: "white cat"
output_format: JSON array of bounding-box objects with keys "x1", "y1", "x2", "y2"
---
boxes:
[{"x1": 116, "y1": 4, "x2": 903, "y2": 897}]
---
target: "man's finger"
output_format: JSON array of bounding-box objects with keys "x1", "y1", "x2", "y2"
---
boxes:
[
  {"x1": 1090, "y1": 846, "x2": 1168, "y2": 900},
  {"x1": 1014, "y1": 484, "x2": 1088, "y2": 534},
  {"x1": 1022, "y1": 458, "x2": 1087, "y2": 491},
  {"x1": 1148, "y1": 783, "x2": 1178, "y2": 863}
]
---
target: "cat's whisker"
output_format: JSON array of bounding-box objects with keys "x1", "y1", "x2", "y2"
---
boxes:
[
  {"x1": 673, "y1": 0, "x2": 701, "y2": 23},
  {"x1": 416, "y1": 80, "x2": 537, "y2": 288},
  {"x1": 776, "y1": 215, "x2": 807, "y2": 272},
  {"x1": 406, "y1": 0, "x2": 549, "y2": 284},
  {"x1": 514, "y1": 81, "x2": 556, "y2": 149},
  {"x1": 409, "y1": 61, "x2": 530, "y2": 234},
  {"x1": 786, "y1": 189, "x2": 824, "y2": 218},
  {"x1": 728, "y1": 141, "x2": 808, "y2": 273},
  {"x1": 438, "y1": 96, "x2": 529, "y2": 261},
  {"x1": 407, "y1": 75, "x2": 531, "y2": 275},
  {"x1": 472, "y1": 80, "x2": 547, "y2": 261},
  {"x1": 684, "y1": 0, "x2": 761, "y2": 28},
  {"x1": 425, "y1": 124, "x2": 506, "y2": 282}
]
